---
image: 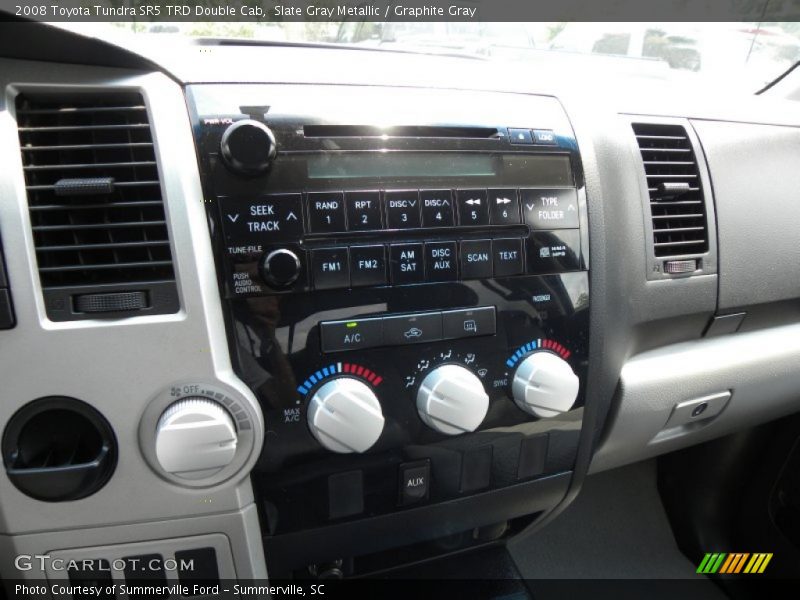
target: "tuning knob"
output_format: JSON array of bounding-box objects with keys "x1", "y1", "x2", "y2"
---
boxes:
[
  {"x1": 260, "y1": 248, "x2": 301, "y2": 288},
  {"x1": 220, "y1": 119, "x2": 276, "y2": 176},
  {"x1": 416, "y1": 364, "x2": 489, "y2": 435},
  {"x1": 307, "y1": 378, "x2": 385, "y2": 453},
  {"x1": 512, "y1": 352, "x2": 579, "y2": 418},
  {"x1": 155, "y1": 398, "x2": 238, "y2": 480}
]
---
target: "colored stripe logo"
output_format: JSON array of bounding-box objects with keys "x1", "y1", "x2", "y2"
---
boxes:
[{"x1": 697, "y1": 553, "x2": 772, "y2": 574}]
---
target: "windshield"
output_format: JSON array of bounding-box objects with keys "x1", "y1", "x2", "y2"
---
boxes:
[{"x1": 63, "y1": 21, "x2": 800, "y2": 92}]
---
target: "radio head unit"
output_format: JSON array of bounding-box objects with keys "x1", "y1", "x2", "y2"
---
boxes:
[{"x1": 188, "y1": 84, "x2": 589, "y2": 570}]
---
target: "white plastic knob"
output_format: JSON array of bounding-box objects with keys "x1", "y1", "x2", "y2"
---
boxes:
[
  {"x1": 307, "y1": 378, "x2": 385, "y2": 453},
  {"x1": 512, "y1": 352, "x2": 579, "y2": 418},
  {"x1": 155, "y1": 398, "x2": 238, "y2": 480},
  {"x1": 416, "y1": 364, "x2": 489, "y2": 435}
]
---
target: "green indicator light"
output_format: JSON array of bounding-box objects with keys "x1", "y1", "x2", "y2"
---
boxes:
[{"x1": 346, "y1": 322, "x2": 358, "y2": 328}]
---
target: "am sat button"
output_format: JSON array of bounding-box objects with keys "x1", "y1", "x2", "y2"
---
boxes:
[
  {"x1": 399, "y1": 460, "x2": 430, "y2": 506},
  {"x1": 390, "y1": 243, "x2": 424, "y2": 284},
  {"x1": 521, "y1": 188, "x2": 579, "y2": 229},
  {"x1": 383, "y1": 312, "x2": 442, "y2": 345},
  {"x1": 442, "y1": 306, "x2": 496, "y2": 340},
  {"x1": 321, "y1": 317, "x2": 383, "y2": 353}
]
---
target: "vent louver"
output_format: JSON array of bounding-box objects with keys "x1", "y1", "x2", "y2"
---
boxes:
[
  {"x1": 633, "y1": 123, "x2": 709, "y2": 258},
  {"x1": 16, "y1": 91, "x2": 179, "y2": 320}
]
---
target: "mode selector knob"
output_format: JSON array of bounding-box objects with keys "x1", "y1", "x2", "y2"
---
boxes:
[
  {"x1": 417, "y1": 364, "x2": 489, "y2": 435},
  {"x1": 220, "y1": 119, "x2": 276, "y2": 176},
  {"x1": 155, "y1": 398, "x2": 238, "y2": 480},
  {"x1": 512, "y1": 352, "x2": 579, "y2": 418},
  {"x1": 307, "y1": 378, "x2": 385, "y2": 454}
]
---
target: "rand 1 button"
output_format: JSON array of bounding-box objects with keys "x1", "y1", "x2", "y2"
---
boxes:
[
  {"x1": 220, "y1": 194, "x2": 303, "y2": 244},
  {"x1": 382, "y1": 312, "x2": 443, "y2": 345},
  {"x1": 526, "y1": 230, "x2": 582, "y2": 273},
  {"x1": 424, "y1": 241, "x2": 458, "y2": 281},
  {"x1": 459, "y1": 239, "x2": 493, "y2": 279},
  {"x1": 488, "y1": 189, "x2": 521, "y2": 225},
  {"x1": 420, "y1": 190, "x2": 455, "y2": 227},
  {"x1": 442, "y1": 306, "x2": 496, "y2": 340},
  {"x1": 350, "y1": 245, "x2": 387, "y2": 287},
  {"x1": 320, "y1": 317, "x2": 383, "y2": 352},
  {"x1": 345, "y1": 191, "x2": 382, "y2": 231},
  {"x1": 311, "y1": 247, "x2": 350, "y2": 290},
  {"x1": 492, "y1": 238, "x2": 524, "y2": 277},
  {"x1": 456, "y1": 189, "x2": 490, "y2": 226},
  {"x1": 520, "y1": 188, "x2": 579, "y2": 229},
  {"x1": 389, "y1": 243, "x2": 424, "y2": 284},
  {"x1": 308, "y1": 191, "x2": 346, "y2": 233},
  {"x1": 385, "y1": 190, "x2": 421, "y2": 229}
]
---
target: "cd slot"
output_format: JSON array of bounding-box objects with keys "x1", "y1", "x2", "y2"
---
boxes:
[{"x1": 303, "y1": 125, "x2": 501, "y2": 139}]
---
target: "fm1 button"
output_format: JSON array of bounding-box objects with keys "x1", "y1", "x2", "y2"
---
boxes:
[
  {"x1": 425, "y1": 241, "x2": 457, "y2": 281},
  {"x1": 492, "y1": 238, "x2": 524, "y2": 277},
  {"x1": 308, "y1": 192, "x2": 346, "y2": 233},
  {"x1": 350, "y1": 245, "x2": 386, "y2": 287},
  {"x1": 390, "y1": 243, "x2": 424, "y2": 284},
  {"x1": 399, "y1": 460, "x2": 430, "y2": 506},
  {"x1": 521, "y1": 188, "x2": 579, "y2": 229},
  {"x1": 320, "y1": 317, "x2": 383, "y2": 353},
  {"x1": 312, "y1": 248, "x2": 350, "y2": 290}
]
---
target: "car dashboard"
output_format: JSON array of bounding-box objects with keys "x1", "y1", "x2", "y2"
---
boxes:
[{"x1": 1, "y1": 26, "x2": 800, "y2": 587}]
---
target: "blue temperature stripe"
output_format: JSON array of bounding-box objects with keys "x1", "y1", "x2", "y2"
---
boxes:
[
  {"x1": 506, "y1": 358, "x2": 515, "y2": 368},
  {"x1": 297, "y1": 385, "x2": 308, "y2": 395},
  {"x1": 322, "y1": 367, "x2": 331, "y2": 377},
  {"x1": 330, "y1": 364, "x2": 338, "y2": 374},
  {"x1": 315, "y1": 370, "x2": 324, "y2": 380},
  {"x1": 309, "y1": 374, "x2": 318, "y2": 384}
]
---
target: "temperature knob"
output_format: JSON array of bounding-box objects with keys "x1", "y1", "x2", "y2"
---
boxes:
[
  {"x1": 416, "y1": 364, "x2": 489, "y2": 435},
  {"x1": 512, "y1": 352, "x2": 579, "y2": 418},
  {"x1": 220, "y1": 119, "x2": 276, "y2": 176},
  {"x1": 307, "y1": 378, "x2": 385, "y2": 453},
  {"x1": 155, "y1": 398, "x2": 238, "y2": 480}
]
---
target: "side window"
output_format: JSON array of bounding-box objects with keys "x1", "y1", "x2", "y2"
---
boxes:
[{"x1": 592, "y1": 33, "x2": 631, "y2": 56}]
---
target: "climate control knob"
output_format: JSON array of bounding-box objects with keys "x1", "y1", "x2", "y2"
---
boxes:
[
  {"x1": 416, "y1": 364, "x2": 489, "y2": 435},
  {"x1": 155, "y1": 398, "x2": 238, "y2": 480},
  {"x1": 512, "y1": 352, "x2": 579, "y2": 418},
  {"x1": 220, "y1": 119, "x2": 276, "y2": 176},
  {"x1": 307, "y1": 378, "x2": 385, "y2": 453}
]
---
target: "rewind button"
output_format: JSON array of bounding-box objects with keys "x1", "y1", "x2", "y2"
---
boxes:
[{"x1": 456, "y1": 189, "x2": 489, "y2": 226}]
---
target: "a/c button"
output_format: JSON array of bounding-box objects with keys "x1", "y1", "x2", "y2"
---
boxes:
[{"x1": 320, "y1": 317, "x2": 383, "y2": 353}]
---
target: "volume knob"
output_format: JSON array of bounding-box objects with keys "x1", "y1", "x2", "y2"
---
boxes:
[
  {"x1": 512, "y1": 352, "x2": 579, "y2": 418},
  {"x1": 307, "y1": 378, "x2": 385, "y2": 453},
  {"x1": 220, "y1": 119, "x2": 276, "y2": 176},
  {"x1": 416, "y1": 364, "x2": 489, "y2": 435}
]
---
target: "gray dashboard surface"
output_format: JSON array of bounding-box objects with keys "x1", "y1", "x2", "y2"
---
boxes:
[{"x1": 692, "y1": 119, "x2": 800, "y2": 311}]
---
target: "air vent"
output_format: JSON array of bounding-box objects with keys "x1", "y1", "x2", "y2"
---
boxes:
[
  {"x1": 633, "y1": 123, "x2": 709, "y2": 258},
  {"x1": 15, "y1": 91, "x2": 179, "y2": 320}
]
